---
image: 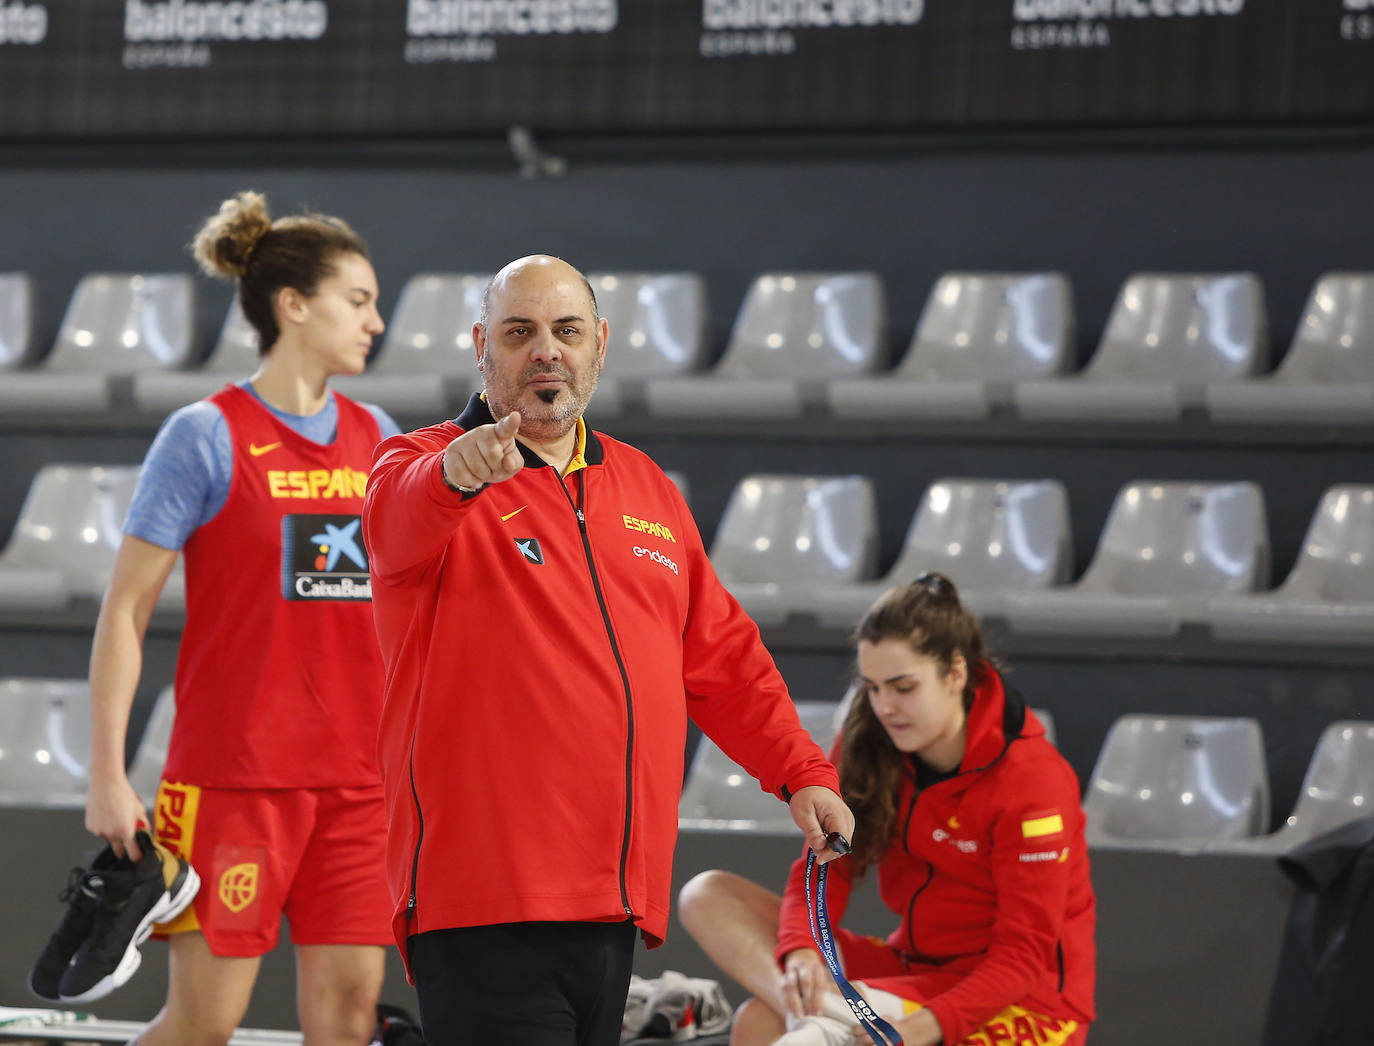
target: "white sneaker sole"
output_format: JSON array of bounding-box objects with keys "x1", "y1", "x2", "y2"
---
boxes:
[{"x1": 59, "y1": 863, "x2": 202, "y2": 1004}]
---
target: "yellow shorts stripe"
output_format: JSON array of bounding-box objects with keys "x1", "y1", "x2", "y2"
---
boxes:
[
  {"x1": 153, "y1": 780, "x2": 201, "y2": 934},
  {"x1": 898, "y1": 1000, "x2": 1078, "y2": 1045}
]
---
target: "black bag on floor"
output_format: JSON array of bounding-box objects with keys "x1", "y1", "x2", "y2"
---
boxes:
[{"x1": 1262, "y1": 814, "x2": 1374, "y2": 1046}]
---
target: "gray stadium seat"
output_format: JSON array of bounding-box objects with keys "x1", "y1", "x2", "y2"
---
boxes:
[
  {"x1": 812, "y1": 478, "x2": 1072, "y2": 629},
  {"x1": 1206, "y1": 272, "x2": 1374, "y2": 426},
  {"x1": 1084, "y1": 714, "x2": 1270, "y2": 850},
  {"x1": 132, "y1": 298, "x2": 260, "y2": 414},
  {"x1": 0, "y1": 273, "x2": 196, "y2": 414},
  {"x1": 646, "y1": 272, "x2": 885, "y2": 419},
  {"x1": 1208, "y1": 485, "x2": 1374, "y2": 645},
  {"x1": 1216, "y1": 721, "x2": 1374, "y2": 856},
  {"x1": 0, "y1": 677, "x2": 91, "y2": 808},
  {"x1": 1014, "y1": 273, "x2": 1268, "y2": 423},
  {"x1": 678, "y1": 701, "x2": 839, "y2": 833},
  {"x1": 1005, "y1": 481, "x2": 1268, "y2": 638},
  {"x1": 128, "y1": 684, "x2": 175, "y2": 807},
  {"x1": 0, "y1": 272, "x2": 35, "y2": 370},
  {"x1": 584, "y1": 272, "x2": 708, "y2": 416},
  {"x1": 332, "y1": 272, "x2": 487, "y2": 416},
  {"x1": 829, "y1": 272, "x2": 1073, "y2": 420},
  {"x1": 0, "y1": 464, "x2": 185, "y2": 613},
  {"x1": 1275, "y1": 722, "x2": 1374, "y2": 844},
  {"x1": 709, "y1": 474, "x2": 878, "y2": 627}
]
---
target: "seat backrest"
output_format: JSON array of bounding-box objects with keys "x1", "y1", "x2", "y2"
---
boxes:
[
  {"x1": 1085, "y1": 714, "x2": 1270, "y2": 842},
  {"x1": 795, "y1": 700, "x2": 840, "y2": 753},
  {"x1": 0, "y1": 464, "x2": 140, "y2": 574},
  {"x1": 591, "y1": 272, "x2": 708, "y2": 380},
  {"x1": 719, "y1": 272, "x2": 885, "y2": 380},
  {"x1": 47, "y1": 273, "x2": 195, "y2": 374},
  {"x1": 128, "y1": 685, "x2": 176, "y2": 805},
  {"x1": 888, "y1": 478, "x2": 1072, "y2": 591},
  {"x1": 1281, "y1": 485, "x2": 1374, "y2": 601},
  {"x1": 0, "y1": 677, "x2": 91, "y2": 807},
  {"x1": 0, "y1": 272, "x2": 35, "y2": 370},
  {"x1": 202, "y1": 299, "x2": 262, "y2": 373},
  {"x1": 900, "y1": 272, "x2": 1073, "y2": 381},
  {"x1": 1276, "y1": 273, "x2": 1374, "y2": 384},
  {"x1": 678, "y1": 735, "x2": 800, "y2": 832},
  {"x1": 1086, "y1": 273, "x2": 1267, "y2": 382},
  {"x1": 1083, "y1": 481, "x2": 1268, "y2": 596},
  {"x1": 1284, "y1": 722, "x2": 1374, "y2": 840},
  {"x1": 710, "y1": 474, "x2": 878, "y2": 586},
  {"x1": 372, "y1": 273, "x2": 487, "y2": 375}
]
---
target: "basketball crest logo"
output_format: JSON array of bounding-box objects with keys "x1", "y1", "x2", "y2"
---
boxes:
[{"x1": 219, "y1": 862, "x2": 259, "y2": 913}]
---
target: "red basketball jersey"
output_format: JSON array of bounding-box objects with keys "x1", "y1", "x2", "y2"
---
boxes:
[{"x1": 164, "y1": 384, "x2": 385, "y2": 788}]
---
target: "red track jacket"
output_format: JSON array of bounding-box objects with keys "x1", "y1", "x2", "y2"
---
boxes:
[
  {"x1": 364, "y1": 395, "x2": 840, "y2": 972},
  {"x1": 776, "y1": 668, "x2": 1096, "y2": 1044}
]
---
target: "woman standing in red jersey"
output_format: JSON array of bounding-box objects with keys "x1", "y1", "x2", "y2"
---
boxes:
[
  {"x1": 680, "y1": 573, "x2": 1096, "y2": 1046},
  {"x1": 83, "y1": 191, "x2": 399, "y2": 1045}
]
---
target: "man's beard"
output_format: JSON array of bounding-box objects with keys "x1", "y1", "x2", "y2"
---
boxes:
[{"x1": 484, "y1": 361, "x2": 598, "y2": 433}]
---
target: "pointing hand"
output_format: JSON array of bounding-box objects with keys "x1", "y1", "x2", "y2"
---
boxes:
[{"x1": 443, "y1": 411, "x2": 524, "y2": 491}]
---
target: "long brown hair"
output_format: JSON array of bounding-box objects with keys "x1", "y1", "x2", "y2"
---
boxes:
[
  {"x1": 191, "y1": 190, "x2": 370, "y2": 355},
  {"x1": 840, "y1": 572, "x2": 989, "y2": 871}
]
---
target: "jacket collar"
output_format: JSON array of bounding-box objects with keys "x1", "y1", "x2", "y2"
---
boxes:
[
  {"x1": 455, "y1": 392, "x2": 604, "y2": 469},
  {"x1": 929, "y1": 664, "x2": 1034, "y2": 785}
]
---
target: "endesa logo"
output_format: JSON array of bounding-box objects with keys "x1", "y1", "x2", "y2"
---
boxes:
[
  {"x1": 634, "y1": 545, "x2": 679, "y2": 576},
  {"x1": 931, "y1": 826, "x2": 979, "y2": 854}
]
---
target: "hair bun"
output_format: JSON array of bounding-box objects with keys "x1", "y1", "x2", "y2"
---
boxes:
[
  {"x1": 912, "y1": 571, "x2": 960, "y2": 603},
  {"x1": 191, "y1": 190, "x2": 273, "y2": 280}
]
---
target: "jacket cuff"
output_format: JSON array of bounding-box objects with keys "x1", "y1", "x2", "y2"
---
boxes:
[
  {"x1": 433, "y1": 450, "x2": 484, "y2": 500},
  {"x1": 777, "y1": 766, "x2": 841, "y2": 804},
  {"x1": 924, "y1": 996, "x2": 961, "y2": 1046}
]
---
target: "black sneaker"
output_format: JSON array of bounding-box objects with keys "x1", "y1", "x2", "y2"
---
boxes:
[
  {"x1": 57, "y1": 830, "x2": 200, "y2": 1003},
  {"x1": 28, "y1": 859, "x2": 110, "y2": 1001}
]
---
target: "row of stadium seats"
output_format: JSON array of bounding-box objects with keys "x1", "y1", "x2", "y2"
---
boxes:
[
  {"x1": 5, "y1": 676, "x2": 1368, "y2": 858},
  {"x1": 4, "y1": 464, "x2": 1374, "y2": 645},
  {"x1": 680, "y1": 701, "x2": 1374, "y2": 857},
  {"x1": 712, "y1": 474, "x2": 1374, "y2": 645},
  {"x1": 1, "y1": 270, "x2": 1372, "y2": 425}
]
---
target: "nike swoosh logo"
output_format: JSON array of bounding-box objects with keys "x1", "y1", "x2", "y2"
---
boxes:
[
  {"x1": 500, "y1": 506, "x2": 527, "y2": 522},
  {"x1": 249, "y1": 442, "x2": 282, "y2": 457}
]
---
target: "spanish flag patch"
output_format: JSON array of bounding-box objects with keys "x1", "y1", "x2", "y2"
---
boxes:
[{"x1": 1021, "y1": 812, "x2": 1064, "y2": 839}]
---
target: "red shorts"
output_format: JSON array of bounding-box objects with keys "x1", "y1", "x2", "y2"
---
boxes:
[
  {"x1": 831, "y1": 928, "x2": 1090, "y2": 1046},
  {"x1": 151, "y1": 780, "x2": 392, "y2": 958}
]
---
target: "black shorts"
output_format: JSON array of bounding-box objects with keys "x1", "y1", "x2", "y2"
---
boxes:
[{"x1": 409, "y1": 919, "x2": 637, "y2": 1046}]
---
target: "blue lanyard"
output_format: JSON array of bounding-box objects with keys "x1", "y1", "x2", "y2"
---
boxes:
[{"x1": 805, "y1": 842, "x2": 904, "y2": 1046}]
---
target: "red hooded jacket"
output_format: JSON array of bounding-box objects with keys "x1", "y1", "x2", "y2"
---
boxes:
[
  {"x1": 775, "y1": 668, "x2": 1096, "y2": 1044},
  {"x1": 363, "y1": 395, "x2": 840, "y2": 972}
]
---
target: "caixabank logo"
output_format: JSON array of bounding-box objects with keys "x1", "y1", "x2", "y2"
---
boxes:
[
  {"x1": 0, "y1": 2, "x2": 48, "y2": 45},
  {"x1": 281, "y1": 513, "x2": 372, "y2": 601}
]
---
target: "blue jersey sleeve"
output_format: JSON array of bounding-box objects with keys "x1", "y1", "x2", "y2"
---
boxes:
[
  {"x1": 123, "y1": 402, "x2": 232, "y2": 551},
  {"x1": 363, "y1": 403, "x2": 403, "y2": 440}
]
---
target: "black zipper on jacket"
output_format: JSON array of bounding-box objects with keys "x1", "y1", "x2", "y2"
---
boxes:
[
  {"x1": 406, "y1": 728, "x2": 425, "y2": 923},
  {"x1": 904, "y1": 862, "x2": 934, "y2": 958},
  {"x1": 558, "y1": 469, "x2": 635, "y2": 917},
  {"x1": 1057, "y1": 941, "x2": 1065, "y2": 992}
]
